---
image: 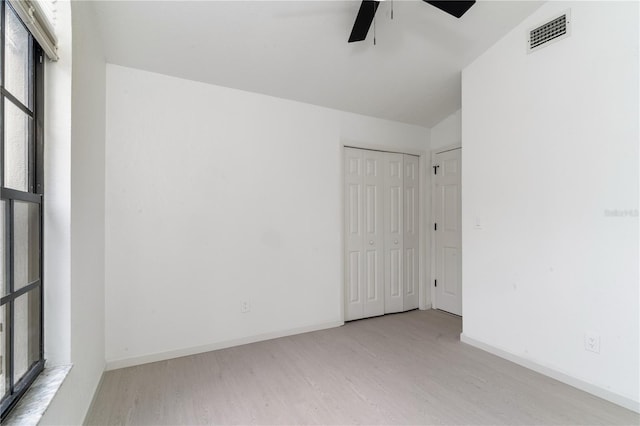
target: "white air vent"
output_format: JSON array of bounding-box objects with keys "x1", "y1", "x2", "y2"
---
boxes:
[{"x1": 528, "y1": 10, "x2": 571, "y2": 53}]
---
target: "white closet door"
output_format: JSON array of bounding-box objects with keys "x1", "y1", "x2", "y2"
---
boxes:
[
  {"x1": 344, "y1": 148, "x2": 364, "y2": 321},
  {"x1": 362, "y1": 150, "x2": 385, "y2": 318},
  {"x1": 403, "y1": 155, "x2": 420, "y2": 310},
  {"x1": 384, "y1": 153, "x2": 404, "y2": 314},
  {"x1": 344, "y1": 148, "x2": 384, "y2": 321}
]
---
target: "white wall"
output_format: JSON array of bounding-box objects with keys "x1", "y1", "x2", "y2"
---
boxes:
[
  {"x1": 41, "y1": 1, "x2": 107, "y2": 424},
  {"x1": 461, "y1": 1, "x2": 639, "y2": 411},
  {"x1": 104, "y1": 64, "x2": 429, "y2": 368},
  {"x1": 43, "y1": 0, "x2": 72, "y2": 370},
  {"x1": 430, "y1": 109, "x2": 461, "y2": 152}
]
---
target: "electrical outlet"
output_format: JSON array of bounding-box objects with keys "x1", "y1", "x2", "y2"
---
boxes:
[
  {"x1": 240, "y1": 301, "x2": 251, "y2": 314},
  {"x1": 584, "y1": 333, "x2": 600, "y2": 354}
]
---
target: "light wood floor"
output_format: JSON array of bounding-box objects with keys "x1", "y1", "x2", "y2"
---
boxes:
[{"x1": 85, "y1": 310, "x2": 639, "y2": 425}]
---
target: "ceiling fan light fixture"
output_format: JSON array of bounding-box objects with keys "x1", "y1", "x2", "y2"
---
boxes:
[{"x1": 347, "y1": 0, "x2": 476, "y2": 44}]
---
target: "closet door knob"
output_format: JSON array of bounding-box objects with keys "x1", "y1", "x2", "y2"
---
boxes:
[
  {"x1": 369, "y1": 240, "x2": 374, "y2": 245},
  {"x1": 394, "y1": 239, "x2": 398, "y2": 244}
]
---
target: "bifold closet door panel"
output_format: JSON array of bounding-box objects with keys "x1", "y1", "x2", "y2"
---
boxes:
[
  {"x1": 344, "y1": 148, "x2": 365, "y2": 321},
  {"x1": 344, "y1": 148, "x2": 385, "y2": 321},
  {"x1": 403, "y1": 155, "x2": 420, "y2": 310},
  {"x1": 362, "y1": 150, "x2": 385, "y2": 318},
  {"x1": 384, "y1": 153, "x2": 404, "y2": 314}
]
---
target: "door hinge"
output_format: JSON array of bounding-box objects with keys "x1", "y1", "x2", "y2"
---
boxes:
[
  {"x1": 434, "y1": 223, "x2": 437, "y2": 231},
  {"x1": 434, "y1": 279, "x2": 437, "y2": 287}
]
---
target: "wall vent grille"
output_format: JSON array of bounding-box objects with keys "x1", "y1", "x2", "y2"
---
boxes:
[{"x1": 528, "y1": 10, "x2": 571, "y2": 53}]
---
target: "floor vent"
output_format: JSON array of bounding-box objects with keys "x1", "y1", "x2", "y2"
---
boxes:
[{"x1": 528, "y1": 10, "x2": 571, "y2": 53}]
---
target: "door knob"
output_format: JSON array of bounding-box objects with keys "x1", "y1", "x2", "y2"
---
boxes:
[
  {"x1": 394, "y1": 239, "x2": 398, "y2": 244},
  {"x1": 369, "y1": 240, "x2": 374, "y2": 245}
]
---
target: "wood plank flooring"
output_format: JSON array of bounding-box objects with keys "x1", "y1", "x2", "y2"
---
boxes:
[{"x1": 85, "y1": 310, "x2": 639, "y2": 425}]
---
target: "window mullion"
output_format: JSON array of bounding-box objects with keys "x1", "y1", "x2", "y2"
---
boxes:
[
  {"x1": 28, "y1": 35, "x2": 35, "y2": 193},
  {"x1": 2, "y1": 199, "x2": 10, "y2": 396},
  {"x1": 35, "y1": 45, "x2": 43, "y2": 195},
  {"x1": 7, "y1": 199, "x2": 14, "y2": 396},
  {"x1": 0, "y1": 89, "x2": 35, "y2": 117},
  {"x1": 0, "y1": 189, "x2": 42, "y2": 204}
]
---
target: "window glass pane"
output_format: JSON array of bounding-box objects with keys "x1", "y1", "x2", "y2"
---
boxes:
[
  {"x1": 4, "y1": 4, "x2": 32, "y2": 108},
  {"x1": 1, "y1": 303, "x2": 6, "y2": 399},
  {"x1": 13, "y1": 201, "x2": 39, "y2": 290},
  {"x1": 3, "y1": 99, "x2": 32, "y2": 192},
  {"x1": 0, "y1": 200, "x2": 5, "y2": 297},
  {"x1": 13, "y1": 287, "x2": 40, "y2": 384}
]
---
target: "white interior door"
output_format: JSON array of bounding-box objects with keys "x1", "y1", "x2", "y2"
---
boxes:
[
  {"x1": 344, "y1": 148, "x2": 384, "y2": 321},
  {"x1": 434, "y1": 149, "x2": 462, "y2": 316},
  {"x1": 403, "y1": 155, "x2": 420, "y2": 310},
  {"x1": 384, "y1": 153, "x2": 404, "y2": 314}
]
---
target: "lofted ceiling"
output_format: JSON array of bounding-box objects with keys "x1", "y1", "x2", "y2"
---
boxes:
[{"x1": 90, "y1": 0, "x2": 543, "y2": 127}]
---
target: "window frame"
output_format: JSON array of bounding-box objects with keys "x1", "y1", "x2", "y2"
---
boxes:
[{"x1": 0, "y1": 0, "x2": 45, "y2": 419}]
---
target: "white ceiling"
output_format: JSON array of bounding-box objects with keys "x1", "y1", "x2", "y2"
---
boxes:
[{"x1": 91, "y1": 0, "x2": 542, "y2": 127}]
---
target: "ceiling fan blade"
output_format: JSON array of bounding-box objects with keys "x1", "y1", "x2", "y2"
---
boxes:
[
  {"x1": 424, "y1": 1, "x2": 475, "y2": 18},
  {"x1": 348, "y1": 0, "x2": 380, "y2": 43}
]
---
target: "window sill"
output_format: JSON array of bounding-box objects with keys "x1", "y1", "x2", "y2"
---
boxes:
[{"x1": 4, "y1": 364, "x2": 72, "y2": 426}]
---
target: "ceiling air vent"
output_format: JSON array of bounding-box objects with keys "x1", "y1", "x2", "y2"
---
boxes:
[{"x1": 528, "y1": 10, "x2": 571, "y2": 53}]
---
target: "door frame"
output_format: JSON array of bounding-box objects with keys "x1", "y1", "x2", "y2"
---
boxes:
[
  {"x1": 430, "y1": 144, "x2": 461, "y2": 313},
  {"x1": 340, "y1": 140, "x2": 429, "y2": 323}
]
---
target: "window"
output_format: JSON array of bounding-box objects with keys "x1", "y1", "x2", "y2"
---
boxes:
[{"x1": 0, "y1": 0, "x2": 45, "y2": 419}]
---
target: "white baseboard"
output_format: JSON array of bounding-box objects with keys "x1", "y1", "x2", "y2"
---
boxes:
[
  {"x1": 460, "y1": 333, "x2": 640, "y2": 413},
  {"x1": 105, "y1": 320, "x2": 344, "y2": 371}
]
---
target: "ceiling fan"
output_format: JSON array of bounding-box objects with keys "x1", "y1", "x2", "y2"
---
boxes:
[{"x1": 348, "y1": 0, "x2": 476, "y2": 43}]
